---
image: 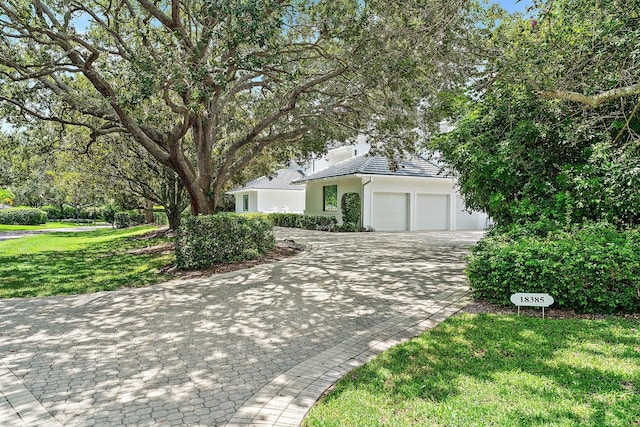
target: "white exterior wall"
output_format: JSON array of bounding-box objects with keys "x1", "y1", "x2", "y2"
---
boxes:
[
  {"x1": 303, "y1": 175, "x2": 488, "y2": 231},
  {"x1": 455, "y1": 196, "x2": 489, "y2": 230},
  {"x1": 233, "y1": 190, "x2": 304, "y2": 213},
  {"x1": 362, "y1": 176, "x2": 457, "y2": 231},
  {"x1": 234, "y1": 191, "x2": 258, "y2": 213},
  {"x1": 256, "y1": 189, "x2": 305, "y2": 213},
  {"x1": 304, "y1": 177, "x2": 362, "y2": 224}
]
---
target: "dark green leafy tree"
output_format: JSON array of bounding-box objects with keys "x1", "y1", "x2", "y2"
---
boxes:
[
  {"x1": 430, "y1": 0, "x2": 640, "y2": 229},
  {"x1": 0, "y1": 0, "x2": 476, "y2": 214}
]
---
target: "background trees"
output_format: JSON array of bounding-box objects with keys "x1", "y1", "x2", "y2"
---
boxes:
[{"x1": 0, "y1": 0, "x2": 476, "y2": 215}]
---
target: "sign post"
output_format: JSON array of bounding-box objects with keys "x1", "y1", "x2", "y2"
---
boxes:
[{"x1": 510, "y1": 293, "x2": 554, "y2": 318}]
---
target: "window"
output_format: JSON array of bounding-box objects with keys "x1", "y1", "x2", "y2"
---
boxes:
[
  {"x1": 243, "y1": 194, "x2": 249, "y2": 211},
  {"x1": 323, "y1": 185, "x2": 338, "y2": 211}
]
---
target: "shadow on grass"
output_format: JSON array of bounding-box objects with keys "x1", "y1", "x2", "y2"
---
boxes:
[
  {"x1": 313, "y1": 314, "x2": 640, "y2": 426},
  {"x1": 0, "y1": 228, "x2": 173, "y2": 297}
]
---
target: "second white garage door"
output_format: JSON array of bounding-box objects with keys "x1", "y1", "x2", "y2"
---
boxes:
[
  {"x1": 416, "y1": 194, "x2": 449, "y2": 230},
  {"x1": 372, "y1": 192, "x2": 409, "y2": 231}
]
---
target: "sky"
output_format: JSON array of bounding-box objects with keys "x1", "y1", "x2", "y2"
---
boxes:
[{"x1": 496, "y1": 0, "x2": 533, "y2": 14}]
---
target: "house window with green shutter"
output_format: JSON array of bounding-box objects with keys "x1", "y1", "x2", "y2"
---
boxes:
[
  {"x1": 243, "y1": 194, "x2": 249, "y2": 211},
  {"x1": 323, "y1": 185, "x2": 338, "y2": 212}
]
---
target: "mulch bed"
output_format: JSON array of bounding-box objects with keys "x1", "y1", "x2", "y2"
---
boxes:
[{"x1": 463, "y1": 300, "x2": 640, "y2": 320}]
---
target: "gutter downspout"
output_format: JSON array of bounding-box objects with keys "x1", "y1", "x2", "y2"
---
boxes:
[{"x1": 362, "y1": 177, "x2": 372, "y2": 229}]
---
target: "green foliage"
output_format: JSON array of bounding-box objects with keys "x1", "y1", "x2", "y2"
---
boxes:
[
  {"x1": 0, "y1": 226, "x2": 171, "y2": 298},
  {"x1": 468, "y1": 223, "x2": 640, "y2": 313},
  {"x1": 0, "y1": 188, "x2": 14, "y2": 205},
  {"x1": 0, "y1": 208, "x2": 47, "y2": 225},
  {"x1": 101, "y1": 202, "x2": 118, "y2": 224},
  {"x1": 269, "y1": 213, "x2": 302, "y2": 228},
  {"x1": 341, "y1": 192, "x2": 361, "y2": 227},
  {"x1": 175, "y1": 213, "x2": 275, "y2": 270},
  {"x1": 0, "y1": 0, "x2": 476, "y2": 215},
  {"x1": 305, "y1": 314, "x2": 640, "y2": 426},
  {"x1": 114, "y1": 211, "x2": 145, "y2": 229},
  {"x1": 300, "y1": 215, "x2": 338, "y2": 231},
  {"x1": 153, "y1": 212, "x2": 168, "y2": 225},
  {"x1": 339, "y1": 222, "x2": 358, "y2": 232},
  {"x1": 269, "y1": 213, "x2": 338, "y2": 231}
]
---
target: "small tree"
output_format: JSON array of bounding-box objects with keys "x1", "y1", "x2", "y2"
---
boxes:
[{"x1": 0, "y1": 189, "x2": 15, "y2": 206}]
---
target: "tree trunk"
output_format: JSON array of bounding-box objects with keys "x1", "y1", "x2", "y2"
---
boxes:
[
  {"x1": 166, "y1": 208, "x2": 182, "y2": 230},
  {"x1": 144, "y1": 199, "x2": 154, "y2": 223}
]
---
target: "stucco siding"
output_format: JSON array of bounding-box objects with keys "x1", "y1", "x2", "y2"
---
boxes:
[
  {"x1": 256, "y1": 189, "x2": 305, "y2": 213},
  {"x1": 304, "y1": 177, "x2": 362, "y2": 224}
]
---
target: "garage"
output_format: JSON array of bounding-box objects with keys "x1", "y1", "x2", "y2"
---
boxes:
[
  {"x1": 372, "y1": 192, "x2": 409, "y2": 231},
  {"x1": 416, "y1": 194, "x2": 449, "y2": 230}
]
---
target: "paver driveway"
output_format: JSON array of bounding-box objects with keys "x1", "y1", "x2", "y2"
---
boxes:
[{"x1": 0, "y1": 228, "x2": 483, "y2": 426}]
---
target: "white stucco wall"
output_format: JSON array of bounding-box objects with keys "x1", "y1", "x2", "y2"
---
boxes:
[
  {"x1": 304, "y1": 177, "x2": 363, "y2": 224},
  {"x1": 233, "y1": 190, "x2": 305, "y2": 213},
  {"x1": 256, "y1": 189, "x2": 305, "y2": 213},
  {"x1": 234, "y1": 191, "x2": 258, "y2": 213},
  {"x1": 303, "y1": 175, "x2": 488, "y2": 231}
]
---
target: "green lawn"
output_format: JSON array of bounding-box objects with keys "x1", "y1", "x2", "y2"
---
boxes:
[
  {"x1": 304, "y1": 314, "x2": 640, "y2": 427},
  {"x1": 0, "y1": 221, "x2": 104, "y2": 231},
  {"x1": 0, "y1": 226, "x2": 174, "y2": 298}
]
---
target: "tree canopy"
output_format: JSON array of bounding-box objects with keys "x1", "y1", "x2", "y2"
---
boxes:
[
  {"x1": 0, "y1": 0, "x2": 476, "y2": 214},
  {"x1": 430, "y1": 0, "x2": 640, "y2": 230}
]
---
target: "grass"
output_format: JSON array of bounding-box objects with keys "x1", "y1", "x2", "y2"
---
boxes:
[
  {"x1": 0, "y1": 226, "x2": 174, "y2": 298},
  {"x1": 304, "y1": 314, "x2": 640, "y2": 427},
  {"x1": 0, "y1": 221, "x2": 103, "y2": 231}
]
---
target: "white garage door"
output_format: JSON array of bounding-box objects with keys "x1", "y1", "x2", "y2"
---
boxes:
[
  {"x1": 416, "y1": 194, "x2": 449, "y2": 230},
  {"x1": 455, "y1": 197, "x2": 477, "y2": 230},
  {"x1": 372, "y1": 192, "x2": 408, "y2": 231}
]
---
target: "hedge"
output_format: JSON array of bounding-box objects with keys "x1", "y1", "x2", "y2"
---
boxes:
[
  {"x1": 175, "y1": 213, "x2": 275, "y2": 270},
  {"x1": 0, "y1": 208, "x2": 47, "y2": 225},
  {"x1": 341, "y1": 192, "x2": 361, "y2": 231},
  {"x1": 114, "y1": 211, "x2": 145, "y2": 228},
  {"x1": 269, "y1": 213, "x2": 337, "y2": 231},
  {"x1": 468, "y1": 223, "x2": 640, "y2": 313}
]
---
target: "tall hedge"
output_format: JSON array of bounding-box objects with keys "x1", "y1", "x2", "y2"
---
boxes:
[
  {"x1": 175, "y1": 213, "x2": 275, "y2": 270},
  {"x1": 0, "y1": 208, "x2": 47, "y2": 225},
  {"x1": 468, "y1": 223, "x2": 640, "y2": 313},
  {"x1": 341, "y1": 192, "x2": 361, "y2": 230}
]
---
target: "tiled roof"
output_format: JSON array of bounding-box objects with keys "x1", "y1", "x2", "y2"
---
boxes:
[
  {"x1": 293, "y1": 155, "x2": 446, "y2": 183},
  {"x1": 228, "y1": 169, "x2": 305, "y2": 192}
]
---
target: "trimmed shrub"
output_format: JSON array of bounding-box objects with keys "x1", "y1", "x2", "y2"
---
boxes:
[
  {"x1": 468, "y1": 223, "x2": 640, "y2": 313},
  {"x1": 341, "y1": 192, "x2": 361, "y2": 228},
  {"x1": 269, "y1": 213, "x2": 337, "y2": 231},
  {"x1": 340, "y1": 222, "x2": 358, "y2": 232},
  {"x1": 175, "y1": 213, "x2": 275, "y2": 269},
  {"x1": 300, "y1": 215, "x2": 337, "y2": 231},
  {"x1": 114, "y1": 211, "x2": 145, "y2": 228},
  {"x1": 269, "y1": 213, "x2": 302, "y2": 228},
  {"x1": 0, "y1": 208, "x2": 48, "y2": 225},
  {"x1": 41, "y1": 205, "x2": 63, "y2": 220}
]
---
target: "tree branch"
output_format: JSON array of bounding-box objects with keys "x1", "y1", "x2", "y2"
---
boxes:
[{"x1": 538, "y1": 84, "x2": 640, "y2": 108}]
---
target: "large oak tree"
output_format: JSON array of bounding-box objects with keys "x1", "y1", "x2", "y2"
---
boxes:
[{"x1": 0, "y1": 0, "x2": 475, "y2": 214}]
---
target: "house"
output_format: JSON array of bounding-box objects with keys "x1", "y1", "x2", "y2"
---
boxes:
[
  {"x1": 293, "y1": 154, "x2": 488, "y2": 231},
  {"x1": 227, "y1": 168, "x2": 306, "y2": 214}
]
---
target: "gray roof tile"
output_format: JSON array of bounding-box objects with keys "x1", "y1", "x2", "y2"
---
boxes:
[
  {"x1": 229, "y1": 169, "x2": 305, "y2": 192},
  {"x1": 293, "y1": 155, "x2": 445, "y2": 183}
]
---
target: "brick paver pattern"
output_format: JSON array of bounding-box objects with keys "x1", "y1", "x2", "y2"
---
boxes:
[{"x1": 0, "y1": 229, "x2": 483, "y2": 426}]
